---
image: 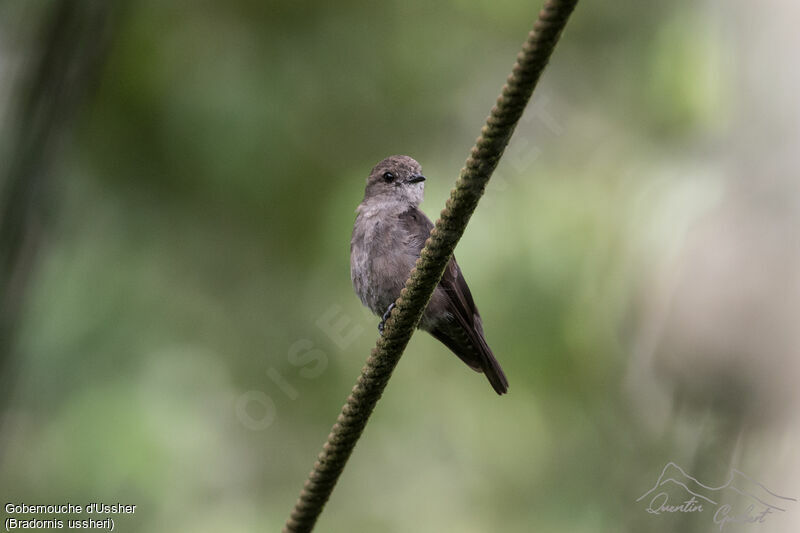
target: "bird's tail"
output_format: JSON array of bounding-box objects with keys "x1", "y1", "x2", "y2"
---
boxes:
[
  {"x1": 430, "y1": 320, "x2": 509, "y2": 395},
  {"x1": 473, "y1": 328, "x2": 509, "y2": 395}
]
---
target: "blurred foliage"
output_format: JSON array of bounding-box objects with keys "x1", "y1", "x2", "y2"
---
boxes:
[{"x1": 1, "y1": 0, "x2": 797, "y2": 532}]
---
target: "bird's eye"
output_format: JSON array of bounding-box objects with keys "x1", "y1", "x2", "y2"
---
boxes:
[{"x1": 382, "y1": 172, "x2": 395, "y2": 183}]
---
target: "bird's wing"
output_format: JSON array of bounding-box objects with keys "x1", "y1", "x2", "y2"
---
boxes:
[
  {"x1": 437, "y1": 256, "x2": 508, "y2": 394},
  {"x1": 396, "y1": 206, "x2": 481, "y2": 329},
  {"x1": 398, "y1": 206, "x2": 508, "y2": 394}
]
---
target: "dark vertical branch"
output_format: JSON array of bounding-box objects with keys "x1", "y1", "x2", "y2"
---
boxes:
[{"x1": 0, "y1": 0, "x2": 125, "y2": 424}]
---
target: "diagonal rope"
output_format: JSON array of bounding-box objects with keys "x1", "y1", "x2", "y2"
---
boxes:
[{"x1": 284, "y1": 1, "x2": 578, "y2": 530}]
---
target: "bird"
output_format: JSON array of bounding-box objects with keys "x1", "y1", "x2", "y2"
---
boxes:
[{"x1": 350, "y1": 155, "x2": 508, "y2": 395}]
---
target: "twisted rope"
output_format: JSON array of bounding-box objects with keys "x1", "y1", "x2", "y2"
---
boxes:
[{"x1": 284, "y1": 1, "x2": 578, "y2": 530}]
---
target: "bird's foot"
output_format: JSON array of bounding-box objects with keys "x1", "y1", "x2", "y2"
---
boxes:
[{"x1": 378, "y1": 303, "x2": 396, "y2": 335}]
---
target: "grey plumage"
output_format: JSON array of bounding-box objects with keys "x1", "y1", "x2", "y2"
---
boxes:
[{"x1": 350, "y1": 155, "x2": 509, "y2": 395}]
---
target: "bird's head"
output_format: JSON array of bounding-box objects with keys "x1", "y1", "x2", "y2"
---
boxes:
[{"x1": 363, "y1": 155, "x2": 426, "y2": 207}]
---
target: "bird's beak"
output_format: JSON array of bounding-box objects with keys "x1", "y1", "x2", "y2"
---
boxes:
[{"x1": 407, "y1": 174, "x2": 426, "y2": 184}]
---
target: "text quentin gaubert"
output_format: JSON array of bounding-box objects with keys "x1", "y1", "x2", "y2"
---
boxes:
[{"x1": 5, "y1": 503, "x2": 136, "y2": 514}]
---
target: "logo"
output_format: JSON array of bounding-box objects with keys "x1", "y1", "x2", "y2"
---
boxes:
[{"x1": 636, "y1": 462, "x2": 796, "y2": 530}]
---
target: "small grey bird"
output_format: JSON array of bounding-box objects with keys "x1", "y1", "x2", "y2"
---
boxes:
[{"x1": 350, "y1": 155, "x2": 508, "y2": 395}]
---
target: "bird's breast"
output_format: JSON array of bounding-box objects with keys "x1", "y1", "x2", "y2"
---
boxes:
[{"x1": 351, "y1": 206, "x2": 416, "y2": 316}]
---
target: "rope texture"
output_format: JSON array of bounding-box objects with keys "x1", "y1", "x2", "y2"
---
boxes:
[{"x1": 284, "y1": 1, "x2": 578, "y2": 530}]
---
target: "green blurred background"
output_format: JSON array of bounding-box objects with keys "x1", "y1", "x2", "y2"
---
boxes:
[{"x1": 1, "y1": 0, "x2": 799, "y2": 531}]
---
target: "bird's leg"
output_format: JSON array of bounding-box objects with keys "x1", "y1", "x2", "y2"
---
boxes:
[{"x1": 378, "y1": 302, "x2": 396, "y2": 335}]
